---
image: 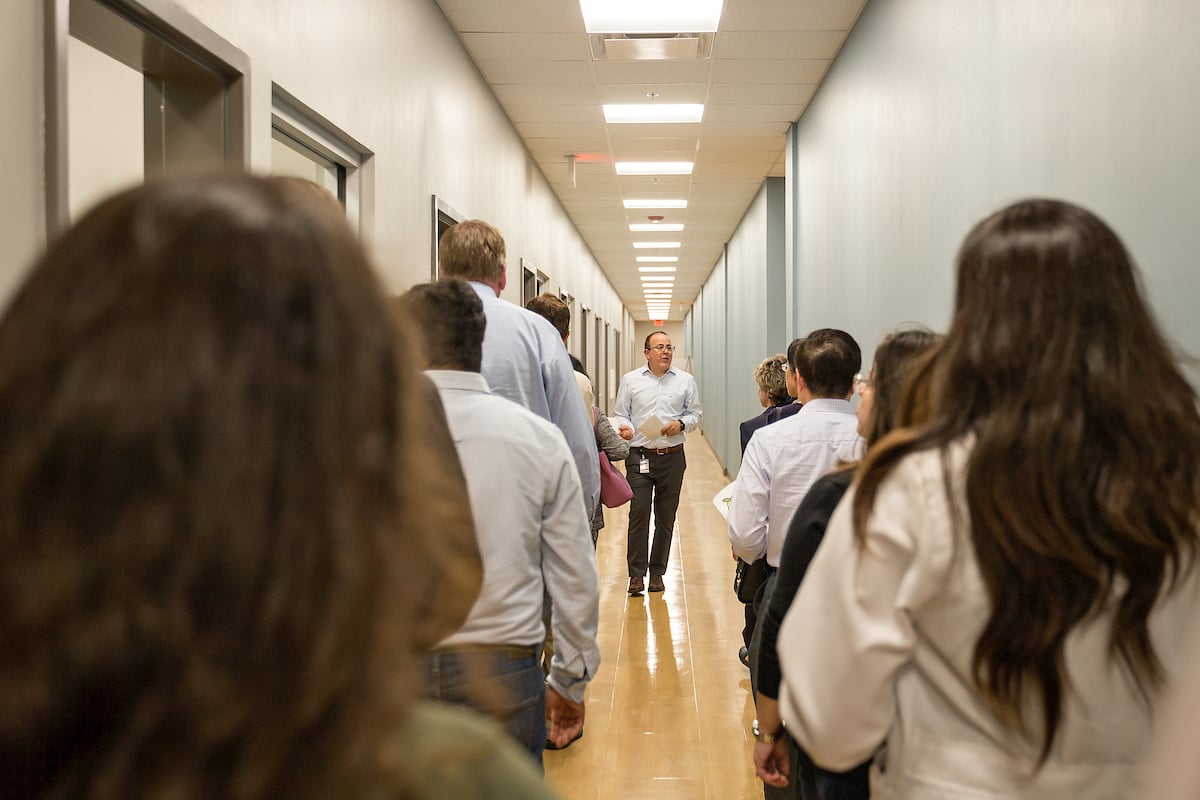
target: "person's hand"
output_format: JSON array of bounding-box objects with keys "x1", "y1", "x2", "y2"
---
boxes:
[
  {"x1": 546, "y1": 685, "x2": 585, "y2": 748},
  {"x1": 731, "y1": 545, "x2": 740, "y2": 563},
  {"x1": 659, "y1": 420, "x2": 682, "y2": 436},
  {"x1": 618, "y1": 425, "x2": 634, "y2": 441},
  {"x1": 754, "y1": 738, "x2": 790, "y2": 788}
]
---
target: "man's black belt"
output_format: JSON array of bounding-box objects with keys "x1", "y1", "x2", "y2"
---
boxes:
[{"x1": 635, "y1": 444, "x2": 684, "y2": 455}]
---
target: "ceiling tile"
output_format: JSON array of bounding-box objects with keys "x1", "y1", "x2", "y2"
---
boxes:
[
  {"x1": 697, "y1": 149, "x2": 781, "y2": 166},
  {"x1": 460, "y1": 32, "x2": 590, "y2": 61},
  {"x1": 592, "y1": 60, "x2": 713, "y2": 85},
  {"x1": 698, "y1": 135, "x2": 787, "y2": 152},
  {"x1": 720, "y1": 0, "x2": 867, "y2": 31},
  {"x1": 597, "y1": 84, "x2": 709, "y2": 104},
  {"x1": 708, "y1": 82, "x2": 815, "y2": 105},
  {"x1": 703, "y1": 104, "x2": 802, "y2": 124},
  {"x1": 714, "y1": 30, "x2": 848, "y2": 61},
  {"x1": 700, "y1": 121, "x2": 791, "y2": 137},
  {"x1": 606, "y1": 136, "x2": 699, "y2": 153},
  {"x1": 712, "y1": 58, "x2": 830, "y2": 84},
  {"x1": 436, "y1": 0, "x2": 865, "y2": 316},
  {"x1": 514, "y1": 121, "x2": 608, "y2": 138},
  {"x1": 505, "y1": 104, "x2": 605, "y2": 123},
  {"x1": 479, "y1": 60, "x2": 595, "y2": 85},
  {"x1": 607, "y1": 123, "x2": 702, "y2": 140},
  {"x1": 436, "y1": 0, "x2": 583, "y2": 32},
  {"x1": 524, "y1": 137, "x2": 611, "y2": 156},
  {"x1": 494, "y1": 84, "x2": 601, "y2": 105}
]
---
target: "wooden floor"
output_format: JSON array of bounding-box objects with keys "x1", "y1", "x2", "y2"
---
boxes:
[{"x1": 546, "y1": 432, "x2": 763, "y2": 800}]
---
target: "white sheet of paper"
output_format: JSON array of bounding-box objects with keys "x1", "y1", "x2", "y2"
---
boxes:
[
  {"x1": 712, "y1": 480, "x2": 736, "y2": 520},
  {"x1": 638, "y1": 415, "x2": 666, "y2": 441}
]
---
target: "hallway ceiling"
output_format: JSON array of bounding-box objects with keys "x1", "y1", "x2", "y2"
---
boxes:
[{"x1": 434, "y1": 0, "x2": 867, "y2": 320}]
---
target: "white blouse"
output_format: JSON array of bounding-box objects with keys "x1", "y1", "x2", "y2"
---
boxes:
[{"x1": 777, "y1": 441, "x2": 1200, "y2": 799}]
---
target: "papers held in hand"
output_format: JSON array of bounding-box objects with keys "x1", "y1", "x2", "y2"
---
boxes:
[{"x1": 637, "y1": 415, "x2": 666, "y2": 442}]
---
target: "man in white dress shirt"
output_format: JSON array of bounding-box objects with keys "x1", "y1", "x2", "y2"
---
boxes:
[
  {"x1": 728, "y1": 329, "x2": 864, "y2": 573},
  {"x1": 612, "y1": 331, "x2": 703, "y2": 595},
  {"x1": 397, "y1": 280, "x2": 601, "y2": 765},
  {"x1": 728, "y1": 329, "x2": 864, "y2": 799},
  {"x1": 438, "y1": 220, "x2": 599, "y2": 516}
]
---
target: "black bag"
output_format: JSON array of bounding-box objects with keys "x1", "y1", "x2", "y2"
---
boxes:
[{"x1": 734, "y1": 557, "x2": 770, "y2": 604}]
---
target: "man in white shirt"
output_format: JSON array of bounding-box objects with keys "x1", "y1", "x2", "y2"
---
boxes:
[
  {"x1": 397, "y1": 280, "x2": 601, "y2": 765},
  {"x1": 612, "y1": 331, "x2": 703, "y2": 595},
  {"x1": 729, "y1": 329, "x2": 864, "y2": 572},
  {"x1": 438, "y1": 220, "x2": 599, "y2": 516}
]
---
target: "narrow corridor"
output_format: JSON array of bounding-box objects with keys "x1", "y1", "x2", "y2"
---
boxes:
[{"x1": 546, "y1": 432, "x2": 761, "y2": 800}]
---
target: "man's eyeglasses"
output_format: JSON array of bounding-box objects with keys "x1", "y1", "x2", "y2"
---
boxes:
[
  {"x1": 854, "y1": 372, "x2": 871, "y2": 394},
  {"x1": 648, "y1": 344, "x2": 676, "y2": 352}
]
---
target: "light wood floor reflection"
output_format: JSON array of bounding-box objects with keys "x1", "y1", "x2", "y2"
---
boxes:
[{"x1": 546, "y1": 433, "x2": 762, "y2": 800}]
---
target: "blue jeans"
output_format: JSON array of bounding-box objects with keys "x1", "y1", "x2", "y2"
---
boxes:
[{"x1": 422, "y1": 647, "x2": 547, "y2": 765}]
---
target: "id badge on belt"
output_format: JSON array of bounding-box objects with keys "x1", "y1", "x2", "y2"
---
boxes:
[{"x1": 639, "y1": 457, "x2": 650, "y2": 474}]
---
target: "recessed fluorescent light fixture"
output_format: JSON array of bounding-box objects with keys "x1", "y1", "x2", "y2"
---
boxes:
[
  {"x1": 624, "y1": 199, "x2": 688, "y2": 209},
  {"x1": 581, "y1": 0, "x2": 723, "y2": 34},
  {"x1": 616, "y1": 162, "x2": 693, "y2": 175},
  {"x1": 604, "y1": 104, "x2": 703, "y2": 124},
  {"x1": 632, "y1": 242, "x2": 681, "y2": 249},
  {"x1": 637, "y1": 258, "x2": 679, "y2": 264},
  {"x1": 642, "y1": 285, "x2": 675, "y2": 291},
  {"x1": 640, "y1": 274, "x2": 675, "y2": 281},
  {"x1": 630, "y1": 223, "x2": 684, "y2": 232}
]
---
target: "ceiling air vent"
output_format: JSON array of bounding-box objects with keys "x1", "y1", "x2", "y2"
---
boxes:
[{"x1": 589, "y1": 32, "x2": 714, "y2": 61}]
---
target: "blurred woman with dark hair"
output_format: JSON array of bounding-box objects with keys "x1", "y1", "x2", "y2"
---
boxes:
[
  {"x1": 775, "y1": 199, "x2": 1200, "y2": 798},
  {"x1": 0, "y1": 176, "x2": 556, "y2": 799},
  {"x1": 753, "y1": 327, "x2": 940, "y2": 799}
]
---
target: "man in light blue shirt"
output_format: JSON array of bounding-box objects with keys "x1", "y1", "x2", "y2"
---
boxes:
[
  {"x1": 398, "y1": 280, "x2": 600, "y2": 764},
  {"x1": 612, "y1": 331, "x2": 703, "y2": 595},
  {"x1": 438, "y1": 220, "x2": 599, "y2": 515}
]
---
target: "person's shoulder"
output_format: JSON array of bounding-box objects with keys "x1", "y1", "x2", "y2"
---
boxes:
[
  {"x1": 811, "y1": 467, "x2": 855, "y2": 499},
  {"x1": 398, "y1": 702, "x2": 561, "y2": 800},
  {"x1": 775, "y1": 402, "x2": 802, "y2": 420},
  {"x1": 740, "y1": 410, "x2": 769, "y2": 436},
  {"x1": 756, "y1": 409, "x2": 806, "y2": 439}
]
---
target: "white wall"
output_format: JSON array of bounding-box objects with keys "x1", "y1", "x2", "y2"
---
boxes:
[
  {"x1": 175, "y1": 0, "x2": 623, "y2": 325},
  {"x1": 788, "y1": 0, "x2": 1200, "y2": 370},
  {"x1": 1, "y1": 0, "x2": 629, "y2": 366},
  {"x1": 67, "y1": 38, "x2": 144, "y2": 220},
  {"x1": 0, "y1": 0, "x2": 45, "y2": 305}
]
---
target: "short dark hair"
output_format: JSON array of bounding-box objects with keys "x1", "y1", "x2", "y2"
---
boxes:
[
  {"x1": 525, "y1": 293, "x2": 570, "y2": 338},
  {"x1": 644, "y1": 331, "x2": 671, "y2": 350},
  {"x1": 437, "y1": 219, "x2": 506, "y2": 283},
  {"x1": 396, "y1": 280, "x2": 486, "y2": 372},
  {"x1": 794, "y1": 328, "x2": 861, "y2": 397}
]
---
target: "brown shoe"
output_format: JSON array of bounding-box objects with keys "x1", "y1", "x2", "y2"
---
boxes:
[
  {"x1": 648, "y1": 575, "x2": 665, "y2": 593},
  {"x1": 628, "y1": 576, "x2": 644, "y2": 595}
]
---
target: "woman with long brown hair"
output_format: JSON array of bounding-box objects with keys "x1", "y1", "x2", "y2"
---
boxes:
[
  {"x1": 775, "y1": 199, "x2": 1200, "y2": 798},
  {"x1": 0, "y1": 176, "x2": 555, "y2": 799}
]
